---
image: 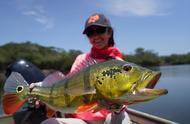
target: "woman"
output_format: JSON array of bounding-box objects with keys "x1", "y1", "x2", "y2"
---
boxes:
[{"x1": 41, "y1": 13, "x2": 131, "y2": 124}]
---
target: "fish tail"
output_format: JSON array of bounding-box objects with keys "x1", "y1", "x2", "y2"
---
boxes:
[
  {"x1": 2, "y1": 93, "x2": 27, "y2": 114},
  {"x1": 3, "y1": 72, "x2": 29, "y2": 114}
]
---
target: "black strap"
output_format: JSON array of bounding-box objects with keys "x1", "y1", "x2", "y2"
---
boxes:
[{"x1": 13, "y1": 108, "x2": 47, "y2": 124}]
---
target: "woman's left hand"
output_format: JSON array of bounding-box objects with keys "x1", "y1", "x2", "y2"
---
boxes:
[
  {"x1": 98, "y1": 99, "x2": 126, "y2": 113},
  {"x1": 28, "y1": 82, "x2": 44, "y2": 108}
]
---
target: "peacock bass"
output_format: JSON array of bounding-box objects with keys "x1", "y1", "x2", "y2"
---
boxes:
[{"x1": 3, "y1": 59, "x2": 168, "y2": 114}]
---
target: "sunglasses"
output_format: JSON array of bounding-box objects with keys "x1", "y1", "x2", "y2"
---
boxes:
[{"x1": 85, "y1": 26, "x2": 108, "y2": 37}]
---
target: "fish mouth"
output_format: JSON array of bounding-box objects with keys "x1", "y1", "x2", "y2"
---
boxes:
[
  {"x1": 122, "y1": 71, "x2": 168, "y2": 105},
  {"x1": 144, "y1": 71, "x2": 161, "y2": 89},
  {"x1": 137, "y1": 71, "x2": 168, "y2": 95}
]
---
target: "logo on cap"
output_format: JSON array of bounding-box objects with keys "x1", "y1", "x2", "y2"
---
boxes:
[{"x1": 88, "y1": 14, "x2": 100, "y2": 24}]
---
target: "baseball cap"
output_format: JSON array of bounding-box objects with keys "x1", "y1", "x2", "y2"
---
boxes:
[{"x1": 83, "y1": 13, "x2": 112, "y2": 34}]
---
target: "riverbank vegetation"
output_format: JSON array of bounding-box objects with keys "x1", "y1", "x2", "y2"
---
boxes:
[{"x1": 0, "y1": 41, "x2": 190, "y2": 94}]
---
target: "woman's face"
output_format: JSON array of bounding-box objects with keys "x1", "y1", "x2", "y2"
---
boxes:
[{"x1": 86, "y1": 26, "x2": 112, "y2": 49}]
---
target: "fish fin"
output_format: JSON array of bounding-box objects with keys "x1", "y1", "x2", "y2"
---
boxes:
[
  {"x1": 42, "y1": 71, "x2": 65, "y2": 87},
  {"x1": 46, "y1": 107, "x2": 56, "y2": 118},
  {"x1": 4, "y1": 72, "x2": 29, "y2": 93},
  {"x1": 85, "y1": 89, "x2": 96, "y2": 94},
  {"x1": 67, "y1": 56, "x2": 97, "y2": 77},
  {"x1": 75, "y1": 102, "x2": 98, "y2": 113},
  {"x1": 2, "y1": 93, "x2": 27, "y2": 114},
  {"x1": 82, "y1": 57, "x2": 97, "y2": 68},
  {"x1": 91, "y1": 105, "x2": 103, "y2": 113},
  {"x1": 66, "y1": 88, "x2": 96, "y2": 96}
]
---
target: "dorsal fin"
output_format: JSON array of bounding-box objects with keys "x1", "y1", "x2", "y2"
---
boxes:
[
  {"x1": 4, "y1": 72, "x2": 28, "y2": 93},
  {"x1": 41, "y1": 71, "x2": 65, "y2": 87},
  {"x1": 79, "y1": 56, "x2": 97, "y2": 70},
  {"x1": 68, "y1": 56, "x2": 97, "y2": 77}
]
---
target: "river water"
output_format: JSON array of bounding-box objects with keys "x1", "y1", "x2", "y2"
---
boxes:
[
  {"x1": 1, "y1": 64, "x2": 190, "y2": 124},
  {"x1": 130, "y1": 64, "x2": 190, "y2": 124}
]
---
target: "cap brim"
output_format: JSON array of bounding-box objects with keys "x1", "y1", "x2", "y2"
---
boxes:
[{"x1": 83, "y1": 24, "x2": 109, "y2": 34}]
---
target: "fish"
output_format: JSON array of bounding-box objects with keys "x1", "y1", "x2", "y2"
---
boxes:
[{"x1": 2, "y1": 59, "x2": 168, "y2": 115}]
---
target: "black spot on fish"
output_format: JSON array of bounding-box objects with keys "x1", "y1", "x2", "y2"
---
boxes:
[
  {"x1": 98, "y1": 80, "x2": 102, "y2": 85},
  {"x1": 101, "y1": 68, "x2": 122, "y2": 78}
]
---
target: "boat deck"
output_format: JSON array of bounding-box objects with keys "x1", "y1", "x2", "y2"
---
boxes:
[{"x1": 127, "y1": 108, "x2": 178, "y2": 124}]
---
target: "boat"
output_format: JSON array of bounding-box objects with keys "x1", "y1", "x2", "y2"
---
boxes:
[
  {"x1": 126, "y1": 108, "x2": 178, "y2": 124},
  {"x1": 0, "y1": 108, "x2": 178, "y2": 124}
]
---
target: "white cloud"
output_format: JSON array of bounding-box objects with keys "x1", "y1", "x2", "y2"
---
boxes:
[
  {"x1": 100, "y1": 0, "x2": 169, "y2": 17},
  {"x1": 17, "y1": 0, "x2": 54, "y2": 29},
  {"x1": 23, "y1": 9, "x2": 54, "y2": 29}
]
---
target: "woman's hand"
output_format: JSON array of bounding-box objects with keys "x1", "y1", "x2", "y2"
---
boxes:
[
  {"x1": 98, "y1": 99, "x2": 126, "y2": 113},
  {"x1": 29, "y1": 82, "x2": 42, "y2": 89},
  {"x1": 28, "y1": 82, "x2": 44, "y2": 108}
]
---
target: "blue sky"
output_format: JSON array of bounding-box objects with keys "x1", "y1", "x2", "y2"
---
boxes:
[{"x1": 0, "y1": 0, "x2": 189, "y2": 55}]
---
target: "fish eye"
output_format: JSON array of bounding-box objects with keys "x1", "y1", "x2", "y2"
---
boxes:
[
  {"x1": 123, "y1": 64, "x2": 132, "y2": 72},
  {"x1": 16, "y1": 85, "x2": 24, "y2": 93}
]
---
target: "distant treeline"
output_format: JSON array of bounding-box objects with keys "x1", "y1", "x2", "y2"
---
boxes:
[
  {"x1": 125, "y1": 48, "x2": 190, "y2": 66},
  {"x1": 0, "y1": 41, "x2": 190, "y2": 73}
]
